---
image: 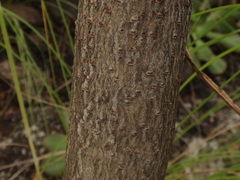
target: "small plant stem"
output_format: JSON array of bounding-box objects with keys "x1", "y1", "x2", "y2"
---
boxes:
[{"x1": 185, "y1": 49, "x2": 240, "y2": 115}]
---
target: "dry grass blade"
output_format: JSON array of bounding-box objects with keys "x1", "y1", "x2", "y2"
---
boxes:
[
  {"x1": 169, "y1": 121, "x2": 240, "y2": 166},
  {"x1": 8, "y1": 164, "x2": 30, "y2": 180},
  {"x1": 0, "y1": 150, "x2": 65, "y2": 171},
  {"x1": 0, "y1": 75, "x2": 69, "y2": 111},
  {"x1": 0, "y1": 143, "x2": 29, "y2": 148},
  {"x1": 185, "y1": 49, "x2": 240, "y2": 115}
]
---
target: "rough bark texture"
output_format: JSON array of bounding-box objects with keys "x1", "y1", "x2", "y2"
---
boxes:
[{"x1": 64, "y1": 0, "x2": 191, "y2": 179}]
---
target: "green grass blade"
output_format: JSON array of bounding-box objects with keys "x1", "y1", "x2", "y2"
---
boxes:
[
  {"x1": 180, "y1": 44, "x2": 240, "y2": 91},
  {"x1": 56, "y1": 0, "x2": 74, "y2": 52},
  {"x1": 2, "y1": 8, "x2": 71, "y2": 76},
  {"x1": 192, "y1": 4, "x2": 240, "y2": 18},
  {"x1": 177, "y1": 69, "x2": 240, "y2": 131},
  {"x1": 189, "y1": 7, "x2": 240, "y2": 47},
  {"x1": 190, "y1": 29, "x2": 240, "y2": 54},
  {"x1": 41, "y1": 0, "x2": 71, "y2": 97},
  {"x1": 0, "y1": 4, "x2": 43, "y2": 180},
  {"x1": 175, "y1": 90, "x2": 240, "y2": 141}
]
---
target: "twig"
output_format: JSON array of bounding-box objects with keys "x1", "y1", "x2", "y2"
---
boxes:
[
  {"x1": 185, "y1": 49, "x2": 240, "y2": 115},
  {"x1": 8, "y1": 164, "x2": 30, "y2": 180},
  {"x1": 0, "y1": 150, "x2": 65, "y2": 171}
]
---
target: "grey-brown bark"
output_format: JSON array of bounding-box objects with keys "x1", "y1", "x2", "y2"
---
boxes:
[{"x1": 64, "y1": 0, "x2": 191, "y2": 179}]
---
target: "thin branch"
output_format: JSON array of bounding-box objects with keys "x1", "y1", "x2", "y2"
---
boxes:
[
  {"x1": 185, "y1": 49, "x2": 240, "y2": 115},
  {"x1": 0, "y1": 150, "x2": 65, "y2": 171}
]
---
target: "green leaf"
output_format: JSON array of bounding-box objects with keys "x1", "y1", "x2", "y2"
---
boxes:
[
  {"x1": 205, "y1": 8, "x2": 237, "y2": 33},
  {"x1": 43, "y1": 134, "x2": 66, "y2": 152},
  {"x1": 42, "y1": 134, "x2": 66, "y2": 176},
  {"x1": 206, "y1": 32, "x2": 240, "y2": 52},
  {"x1": 42, "y1": 156, "x2": 65, "y2": 176},
  {"x1": 208, "y1": 58, "x2": 227, "y2": 75},
  {"x1": 195, "y1": 40, "x2": 213, "y2": 61},
  {"x1": 193, "y1": 22, "x2": 212, "y2": 37}
]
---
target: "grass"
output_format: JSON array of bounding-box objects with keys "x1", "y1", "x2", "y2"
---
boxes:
[
  {"x1": 0, "y1": 0, "x2": 240, "y2": 179},
  {"x1": 0, "y1": 3, "x2": 42, "y2": 179}
]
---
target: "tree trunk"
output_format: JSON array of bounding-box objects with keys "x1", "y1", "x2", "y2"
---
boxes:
[{"x1": 64, "y1": 1, "x2": 191, "y2": 179}]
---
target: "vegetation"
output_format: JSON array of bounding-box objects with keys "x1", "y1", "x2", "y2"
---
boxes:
[{"x1": 0, "y1": 0, "x2": 239, "y2": 179}]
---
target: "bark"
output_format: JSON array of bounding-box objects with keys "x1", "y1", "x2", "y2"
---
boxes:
[{"x1": 64, "y1": 0, "x2": 191, "y2": 179}]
